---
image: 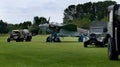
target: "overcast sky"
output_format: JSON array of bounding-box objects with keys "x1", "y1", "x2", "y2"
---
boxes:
[{"x1": 0, "y1": 0, "x2": 120, "y2": 24}]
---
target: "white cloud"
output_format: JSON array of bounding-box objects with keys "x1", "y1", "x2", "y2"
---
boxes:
[{"x1": 0, "y1": 0, "x2": 119, "y2": 24}]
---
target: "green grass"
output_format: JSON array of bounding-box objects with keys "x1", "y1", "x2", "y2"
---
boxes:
[{"x1": 0, "y1": 34, "x2": 120, "y2": 67}]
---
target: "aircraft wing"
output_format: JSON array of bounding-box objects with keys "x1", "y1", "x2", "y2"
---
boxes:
[
  {"x1": 58, "y1": 24, "x2": 80, "y2": 37},
  {"x1": 39, "y1": 23, "x2": 89, "y2": 37},
  {"x1": 58, "y1": 29, "x2": 79, "y2": 37}
]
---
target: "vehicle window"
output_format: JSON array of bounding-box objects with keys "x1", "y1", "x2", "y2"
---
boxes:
[
  {"x1": 115, "y1": 6, "x2": 120, "y2": 22},
  {"x1": 13, "y1": 31, "x2": 20, "y2": 34},
  {"x1": 118, "y1": 7, "x2": 120, "y2": 21}
]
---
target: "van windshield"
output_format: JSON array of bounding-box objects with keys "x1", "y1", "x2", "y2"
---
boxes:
[{"x1": 12, "y1": 31, "x2": 20, "y2": 34}]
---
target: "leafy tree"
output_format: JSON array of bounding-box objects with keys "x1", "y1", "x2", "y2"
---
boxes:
[
  {"x1": 64, "y1": 5, "x2": 76, "y2": 24},
  {"x1": 63, "y1": 1, "x2": 116, "y2": 28},
  {"x1": 39, "y1": 17, "x2": 48, "y2": 24},
  {"x1": 74, "y1": 18, "x2": 90, "y2": 29},
  {"x1": 31, "y1": 16, "x2": 48, "y2": 35},
  {"x1": 7, "y1": 24, "x2": 16, "y2": 32},
  {"x1": 19, "y1": 21, "x2": 32, "y2": 29},
  {"x1": 0, "y1": 20, "x2": 9, "y2": 33},
  {"x1": 33, "y1": 16, "x2": 39, "y2": 25},
  {"x1": 33, "y1": 16, "x2": 48, "y2": 25},
  {"x1": 29, "y1": 25, "x2": 39, "y2": 35},
  {"x1": 0, "y1": 16, "x2": 48, "y2": 35}
]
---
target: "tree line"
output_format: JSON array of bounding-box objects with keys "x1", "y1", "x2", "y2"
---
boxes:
[
  {"x1": 0, "y1": 16, "x2": 48, "y2": 35},
  {"x1": 63, "y1": 1, "x2": 116, "y2": 28}
]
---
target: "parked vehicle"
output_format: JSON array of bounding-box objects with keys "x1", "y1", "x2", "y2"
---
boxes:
[
  {"x1": 7, "y1": 29, "x2": 32, "y2": 42},
  {"x1": 107, "y1": 4, "x2": 120, "y2": 60},
  {"x1": 84, "y1": 21, "x2": 107, "y2": 47},
  {"x1": 84, "y1": 33, "x2": 106, "y2": 47}
]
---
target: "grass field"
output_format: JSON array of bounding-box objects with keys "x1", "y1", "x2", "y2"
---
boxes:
[{"x1": 0, "y1": 34, "x2": 120, "y2": 67}]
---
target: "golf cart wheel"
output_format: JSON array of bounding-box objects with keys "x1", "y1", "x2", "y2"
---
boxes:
[
  {"x1": 16, "y1": 39, "x2": 20, "y2": 42},
  {"x1": 25, "y1": 36, "x2": 32, "y2": 42},
  {"x1": 46, "y1": 36, "x2": 51, "y2": 42},
  {"x1": 108, "y1": 38, "x2": 118, "y2": 60},
  {"x1": 84, "y1": 42, "x2": 88, "y2": 47},
  {"x1": 7, "y1": 38, "x2": 10, "y2": 42}
]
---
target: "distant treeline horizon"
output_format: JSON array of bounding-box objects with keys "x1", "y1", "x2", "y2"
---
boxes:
[{"x1": 0, "y1": 1, "x2": 116, "y2": 34}]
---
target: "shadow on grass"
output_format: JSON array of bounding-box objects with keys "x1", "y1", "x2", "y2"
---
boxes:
[
  {"x1": 60, "y1": 41, "x2": 81, "y2": 43},
  {"x1": 84, "y1": 45, "x2": 107, "y2": 48},
  {"x1": 84, "y1": 44, "x2": 108, "y2": 48},
  {"x1": 108, "y1": 56, "x2": 120, "y2": 61},
  {"x1": 45, "y1": 41, "x2": 82, "y2": 44},
  {"x1": 109, "y1": 58, "x2": 120, "y2": 61}
]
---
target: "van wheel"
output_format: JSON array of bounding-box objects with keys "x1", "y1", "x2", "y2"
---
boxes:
[{"x1": 108, "y1": 38, "x2": 118, "y2": 60}]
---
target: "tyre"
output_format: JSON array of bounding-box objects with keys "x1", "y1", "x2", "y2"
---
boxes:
[
  {"x1": 108, "y1": 38, "x2": 118, "y2": 60},
  {"x1": 46, "y1": 36, "x2": 51, "y2": 42},
  {"x1": 84, "y1": 42, "x2": 88, "y2": 47},
  {"x1": 7, "y1": 38, "x2": 10, "y2": 42},
  {"x1": 20, "y1": 38, "x2": 24, "y2": 42},
  {"x1": 100, "y1": 43, "x2": 104, "y2": 47},
  {"x1": 25, "y1": 36, "x2": 32, "y2": 42},
  {"x1": 16, "y1": 39, "x2": 20, "y2": 42},
  {"x1": 95, "y1": 42, "x2": 98, "y2": 47}
]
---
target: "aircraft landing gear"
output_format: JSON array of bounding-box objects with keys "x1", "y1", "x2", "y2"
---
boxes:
[{"x1": 46, "y1": 32, "x2": 61, "y2": 42}]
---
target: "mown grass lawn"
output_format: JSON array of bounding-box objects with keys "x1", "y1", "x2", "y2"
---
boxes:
[{"x1": 0, "y1": 34, "x2": 120, "y2": 67}]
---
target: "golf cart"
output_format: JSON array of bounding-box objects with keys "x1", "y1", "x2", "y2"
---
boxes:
[
  {"x1": 84, "y1": 21, "x2": 107, "y2": 47},
  {"x1": 7, "y1": 29, "x2": 32, "y2": 42}
]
